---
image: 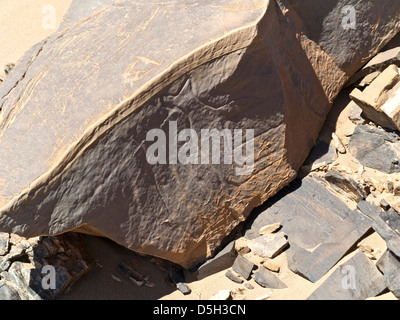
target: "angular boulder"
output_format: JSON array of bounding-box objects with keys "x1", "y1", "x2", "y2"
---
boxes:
[
  {"x1": 350, "y1": 64, "x2": 400, "y2": 130},
  {"x1": 0, "y1": 0, "x2": 399, "y2": 268}
]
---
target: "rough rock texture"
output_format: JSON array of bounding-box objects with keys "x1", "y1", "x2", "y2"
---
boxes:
[
  {"x1": 0, "y1": 233, "x2": 93, "y2": 300},
  {"x1": 349, "y1": 125, "x2": 400, "y2": 174},
  {"x1": 0, "y1": 0, "x2": 399, "y2": 268}
]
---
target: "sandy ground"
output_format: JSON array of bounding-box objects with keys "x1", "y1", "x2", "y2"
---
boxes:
[{"x1": 0, "y1": 1, "x2": 398, "y2": 301}]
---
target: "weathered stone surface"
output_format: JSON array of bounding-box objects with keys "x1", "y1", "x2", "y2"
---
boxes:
[
  {"x1": 196, "y1": 241, "x2": 236, "y2": 280},
  {"x1": 348, "y1": 125, "x2": 400, "y2": 174},
  {"x1": 0, "y1": 232, "x2": 93, "y2": 300},
  {"x1": 0, "y1": 0, "x2": 399, "y2": 269},
  {"x1": 325, "y1": 170, "x2": 366, "y2": 202},
  {"x1": 232, "y1": 255, "x2": 254, "y2": 280},
  {"x1": 307, "y1": 251, "x2": 387, "y2": 300},
  {"x1": 253, "y1": 266, "x2": 287, "y2": 289},
  {"x1": 248, "y1": 232, "x2": 288, "y2": 259},
  {"x1": 377, "y1": 249, "x2": 400, "y2": 298},
  {"x1": 331, "y1": 132, "x2": 346, "y2": 154},
  {"x1": 245, "y1": 175, "x2": 371, "y2": 282},
  {"x1": 62, "y1": 0, "x2": 114, "y2": 26}
]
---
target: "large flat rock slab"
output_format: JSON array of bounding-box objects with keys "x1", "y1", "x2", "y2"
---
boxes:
[
  {"x1": 0, "y1": 0, "x2": 267, "y2": 208},
  {"x1": 0, "y1": 0, "x2": 399, "y2": 268},
  {"x1": 307, "y1": 251, "x2": 386, "y2": 300}
]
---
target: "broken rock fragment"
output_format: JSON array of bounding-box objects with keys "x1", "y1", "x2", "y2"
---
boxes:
[
  {"x1": 248, "y1": 232, "x2": 288, "y2": 259},
  {"x1": 232, "y1": 255, "x2": 255, "y2": 280},
  {"x1": 253, "y1": 267, "x2": 287, "y2": 289},
  {"x1": 225, "y1": 270, "x2": 243, "y2": 284},
  {"x1": 350, "y1": 64, "x2": 400, "y2": 131},
  {"x1": 325, "y1": 170, "x2": 366, "y2": 202},
  {"x1": 196, "y1": 241, "x2": 236, "y2": 280}
]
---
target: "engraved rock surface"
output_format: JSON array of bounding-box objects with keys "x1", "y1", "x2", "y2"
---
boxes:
[{"x1": 0, "y1": 0, "x2": 399, "y2": 268}]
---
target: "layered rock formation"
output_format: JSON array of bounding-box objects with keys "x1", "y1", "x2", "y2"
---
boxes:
[{"x1": 0, "y1": 0, "x2": 400, "y2": 268}]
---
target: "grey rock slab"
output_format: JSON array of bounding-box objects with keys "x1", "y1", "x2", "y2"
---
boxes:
[
  {"x1": 307, "y1": 251, "x2": 386, "y2": 300},
  {"x1": 232, "y1": 255, "x2": 255, "y2": 280},
  {"x1": 248, "y1": 232, "x2": 288, "y2": 259},
  {"x1": 62, "y1": 0, "x2": 114, "y2": 26},
  {"x1": 253, "y1": 266, "x2": 287, "y2": 289},
  {"x1": 196, "y1": 241, "x2": 236, "y2": 280},
  {"x1": 348, "y1": 125, "x2": 400, "y2": 174},
  {"x1": 325, "y1": 170, "x2": 366, "y2": 202},
  {"x1": 376, "y1": 249, "x2": 400, "y2": 298},
  {"x1": 245, "y1": 175, "x2": 371, "y2": 282}
]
